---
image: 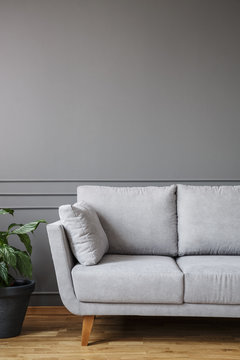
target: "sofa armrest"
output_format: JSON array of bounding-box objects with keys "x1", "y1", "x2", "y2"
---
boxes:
[{"x1": 47, "y1": 221, "x2": 81, "y2": 315}]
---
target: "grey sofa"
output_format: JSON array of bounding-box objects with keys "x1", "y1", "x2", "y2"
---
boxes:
[{"x1": 47, "y1": 184, "x2": 240, "y2": 345}]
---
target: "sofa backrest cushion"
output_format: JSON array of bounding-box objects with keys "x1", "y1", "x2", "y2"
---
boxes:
[
  {"x1": 178, "y1": 184, "x2": 240, "y2": 255},
  {"x1": 77, "y1": 185, "x2": 177, "y2": 256}
]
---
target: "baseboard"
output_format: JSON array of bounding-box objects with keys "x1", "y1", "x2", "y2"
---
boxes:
[{"x1": 29, "y1": 293, "x2": 63, "y2": 306}]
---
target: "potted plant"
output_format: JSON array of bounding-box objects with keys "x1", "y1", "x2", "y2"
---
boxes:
[{"x1": 0, "y1": 208, "x2": 46, "y2": 338}]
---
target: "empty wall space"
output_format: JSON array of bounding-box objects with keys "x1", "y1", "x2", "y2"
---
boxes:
[{"x1": 0, "y1": 0, "x2": 239, "y2": 304}]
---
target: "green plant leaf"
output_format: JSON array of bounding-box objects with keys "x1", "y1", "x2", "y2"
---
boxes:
[
  {"x1": 0, "y1": 244, "x2": 17, "y2": 267},
  {"x1": 0, "y1": 232, "x2": 8, "y2": 245},
  {"x1": 15, "y1": 251, "x2": 32, "y2": 278},
  {"x1": 11, "y1": 220, "x2": 46, "y2": 235},
  {"x1": 8, "y1": 223, "x2": 23, "y2": 231},
  {"x1": 16, "y1": 233, "x2": 32, "y2": 255},
  {"x1": 0, "y1": 216, "x2": 46, "y2": 285},
  {"x1": 0, "y1": 208, "x2": 14, "y2": 216},
  {"x1": 0, "y1": 261, "x2": 9, "y2": 285}
]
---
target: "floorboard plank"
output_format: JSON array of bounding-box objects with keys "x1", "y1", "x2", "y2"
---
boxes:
[{"x1": 0, "y1": 307, "x2": 239, "y2": 359}]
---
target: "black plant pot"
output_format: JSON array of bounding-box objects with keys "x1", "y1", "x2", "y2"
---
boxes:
[{"x1": 0, "y1": 279, "x2": 35, "y2": 338}]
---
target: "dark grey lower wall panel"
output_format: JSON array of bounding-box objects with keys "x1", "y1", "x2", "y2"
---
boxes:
[{"x1": 1, "y1": 179, "x2": 240, "y2": 306}]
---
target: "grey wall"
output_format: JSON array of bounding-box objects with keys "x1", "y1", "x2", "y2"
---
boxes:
[{"x1": 0, "y1": 0, "x2": 240, "y2": 305}]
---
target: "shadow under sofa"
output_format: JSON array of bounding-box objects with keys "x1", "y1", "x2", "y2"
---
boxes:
[{"x1": 47, "y1": 184, "x2": 240, "y2": 345}]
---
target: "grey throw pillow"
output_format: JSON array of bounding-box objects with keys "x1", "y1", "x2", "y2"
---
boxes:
[{"x1": 59, "y1": 201, "x2": 109, "y2": 265}]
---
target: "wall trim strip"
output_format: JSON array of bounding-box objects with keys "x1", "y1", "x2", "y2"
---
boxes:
[
  {"x1": 0, "y1": 179, "x2": 240, "y2": 183},
  {"x1": 4, "y1": 207, "x2": 58, "y2": 210},
  {"x1": 32, "y1": 292, "x2": 59, "y2": 295},
  {"x1": 0, "y1": 193, "x2": 76, "y2": 196}
]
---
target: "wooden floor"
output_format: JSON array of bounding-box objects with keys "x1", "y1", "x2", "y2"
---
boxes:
[{"x1": 0, "y1": 307, "x2": 240, "y2": 360}]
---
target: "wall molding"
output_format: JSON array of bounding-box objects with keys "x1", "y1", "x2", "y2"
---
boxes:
[
  {"x1": 4, "y1": 207, "x2": 59, "y2": 210},
  {"x1": 0, "y1": 193, "x2": 75, "y2": 196},
  {"x1": 1, "y1": 179, "x2": 239, "y2": 210},
  {"x1": 0, "y1": 179, "x2": 240, "y2": 183},
  {"x1": 32, "y1": 291, "x2": 59, "y2": 295}
]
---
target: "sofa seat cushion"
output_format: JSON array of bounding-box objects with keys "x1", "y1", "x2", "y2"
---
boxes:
[
  {"x1": 72, "y1": 255, "x2": 183, "y2": 304},
  {"x1": 77, "y1": 185, "x2": 177, "y2": 256},
  {"x1": 177, "y1": 256, "x2": 240, "y2": 304}
]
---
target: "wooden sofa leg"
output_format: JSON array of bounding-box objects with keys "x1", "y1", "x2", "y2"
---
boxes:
[{"x1": 81, "y1": 316, "x2": 95, "y2": 346}]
